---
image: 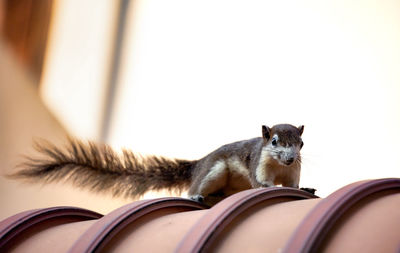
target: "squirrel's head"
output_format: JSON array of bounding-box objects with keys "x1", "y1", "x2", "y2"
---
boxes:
[{"x1": 262, "y1": 124, "x2": 304, "y2": 166}]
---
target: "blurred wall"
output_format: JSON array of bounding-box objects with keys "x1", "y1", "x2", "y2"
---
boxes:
[
  {"x1": 0, "y1": 40, "x2": 134, "y2": 220},
  {"x1": 0, "y1": 0, "x2": 129, "y2": 220},
  {"x1": 1, "y1": 0, "x2": 52, "y2": 83},
  {"x1": 40, "y1": 0, "x2": 118, "y2": 140}
]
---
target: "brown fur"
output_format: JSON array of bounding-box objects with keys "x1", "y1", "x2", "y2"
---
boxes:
[{"x1": 187, "y1": 124, "x2": 304, "y2": 206}]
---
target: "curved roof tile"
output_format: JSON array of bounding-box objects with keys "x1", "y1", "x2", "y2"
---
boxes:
[
  {"x1": 0, "y1": 206, "x2": 102, "y2": 250},
  {"x1": 69, "y1": 197, "x2": 207, "y2": 253},
  {"x1": 176, "y1": 187, "x2": 318, "y2": 253},
  {"x1": 1, "y1": 178, "x2": 399, "y2": 252},
  {"x1": 283, "y1": 178, "x2": 400, "y2": 253}
]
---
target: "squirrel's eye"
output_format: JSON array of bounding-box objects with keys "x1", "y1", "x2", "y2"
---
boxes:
[
  {"x1": 271, "y1": 138, "x2": 277, "y2": 146},
  {"x1": 300, "y1": 141, "x2": 304, "y2": 148}
]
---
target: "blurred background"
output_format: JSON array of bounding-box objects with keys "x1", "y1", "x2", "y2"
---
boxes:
[{"x1": 0, "y1": 0, "x2": 399, "y2": 219}]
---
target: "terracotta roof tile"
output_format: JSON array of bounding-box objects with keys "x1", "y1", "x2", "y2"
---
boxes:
[
  {"x1": 283, "y1": 178, "x2": 400, "y2": 253},
  {"x1": 69, "y1": 197, "x2": 206, "y2": 252},
  {"x1": 0, "y1": 206, "x2": 102, "y2": 251},
  {"x1": 176, "y1": 187, "x2": 317, "y2": 253},
  {"x1": 1, "y1": 178, "x2": 399, "y2": 253}
]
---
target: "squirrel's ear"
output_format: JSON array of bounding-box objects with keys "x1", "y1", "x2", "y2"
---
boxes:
[
  {"x1": 298, "y1": 125, "x2": 304, "y2": 136},
  {"x1": 262, "y1": 125, "x2": 271, "y2": 140}
]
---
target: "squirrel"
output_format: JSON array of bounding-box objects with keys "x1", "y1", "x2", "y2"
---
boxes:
[{"x1": 12, "y1": 124, "x2": 315, "y2": 206}]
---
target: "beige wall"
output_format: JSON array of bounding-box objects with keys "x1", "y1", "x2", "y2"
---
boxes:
[
  {"x1": 40, "y1": 0, "x2": 117, "y2": 140},
  {"x1": 0, "y1": 40, "x2": 130, "y2": 220}
]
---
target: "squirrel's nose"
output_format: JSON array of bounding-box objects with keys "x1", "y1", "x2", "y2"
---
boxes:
[{"x1": 286, "y1": 157, "x2": 294, "y2": 165}]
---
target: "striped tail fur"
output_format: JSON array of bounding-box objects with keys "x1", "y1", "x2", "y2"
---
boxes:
[{"x1": 10, "y1": 138, "x2": 196, "y2": 198}]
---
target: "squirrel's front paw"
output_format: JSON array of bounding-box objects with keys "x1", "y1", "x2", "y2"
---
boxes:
[
  {"x1": 300, "y1": 187, "x2": 317, "y2": 195},
  {"x1": 189, "y1": 194, "x2": 205, "y2": 203},
  {"x1": 260, "y1": 181, "x2": 274, "y2": 188}
]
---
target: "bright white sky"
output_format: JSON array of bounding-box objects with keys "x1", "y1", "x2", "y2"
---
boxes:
[{"x1": 43, "y1": 0, "x2": 400, "y2": 197}]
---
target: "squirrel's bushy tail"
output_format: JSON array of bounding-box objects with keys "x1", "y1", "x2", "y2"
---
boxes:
[{"x1": 11, "y1": 138, "x2": 196, "y2": 198}]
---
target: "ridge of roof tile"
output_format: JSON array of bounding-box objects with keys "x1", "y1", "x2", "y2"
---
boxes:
[
  {"x1": 1, "y1": 178, "x2": 399, "y2": 253},
  {"x1": 175, "y1": 187, "x2": 318, "y2": 253},
  {"x1": 0, "y1": 206, "x2": 102, "y2": 250},
  {"x1": 68, "y1": 197, "x2": 207, "y2": 253},
  {"x1": 283, "y1": 178, "x2": 400, "y2": 253}
]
